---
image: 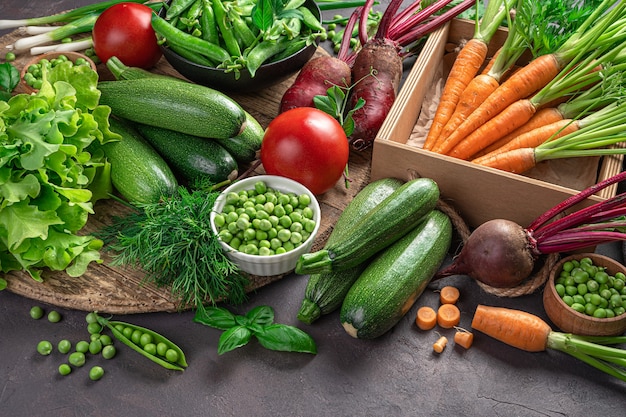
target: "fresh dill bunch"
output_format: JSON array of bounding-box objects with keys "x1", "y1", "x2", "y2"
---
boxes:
[{"x1": 99, "y1": 180, "x2": 249, "y2": 311}]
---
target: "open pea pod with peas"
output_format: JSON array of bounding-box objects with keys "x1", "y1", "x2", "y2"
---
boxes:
[{"x1": 94, "y1": 313, "x2": 188, "y2": 371}]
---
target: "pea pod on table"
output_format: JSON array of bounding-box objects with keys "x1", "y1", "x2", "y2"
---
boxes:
[{"x1": 95, "y1": 314, "x2": 188, "y2": 371}]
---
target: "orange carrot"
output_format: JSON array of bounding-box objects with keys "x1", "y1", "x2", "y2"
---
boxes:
[
  {"x1": 422, "y1": 38, "x2": 489, "y2": 151},
  {"x1": 472, "y1": 107, "x2": 566, "y2": 157},
  {"x1": 433, "y1": 53, "x2": 562, "y2": 155},
  {"x1": 439, "y1": 286, "x2": 460, "y2": 305},
  {"x1": 447, "y1": 98, "x2": 540, "y2": 160},
  {"x1": 453, "y1": 329, "x2": 474, "y2": 349},
  {"x1": 472, "y1": 147, "x2": 537, "y2": 173},
  {"x1": 472, "y1": 119, "x2": 579, "y2": 165},
  {"x1": 437, "y1": 303, "x2": 461, "y2": 329},
  {"x1": 471, "y1": 305, "x2": 551, "y2": 352},
  {"x1": 416, "y1": 306, "x2": 437, "y2": 331},
  {"x1": 432, "y1": 335, "x2": 448, "y2": 353}
]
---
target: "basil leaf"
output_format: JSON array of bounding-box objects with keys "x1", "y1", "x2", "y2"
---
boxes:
[
  {"x1": 255, "y1": 324, "x2": 317, "y2": 354},
  {"x1": 218, "y1": 325, "x2": 252, "y2": 355},
  {"x1": 0, "y1": 62, "x2": 19, "y2": 96},
  {"x1": 194, "y1": 306, "x2": 237, "y2": 330},
  {"x1": 246, "y1": 305, "x2": 275, "y2": 326}
]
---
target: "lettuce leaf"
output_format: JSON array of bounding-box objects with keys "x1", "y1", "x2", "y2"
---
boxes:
[{"x1": 0, "y1": 61, "x2": 119, "y2": 283}]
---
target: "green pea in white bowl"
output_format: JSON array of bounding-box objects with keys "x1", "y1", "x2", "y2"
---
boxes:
[{"x1": 210, "y1": 175, "x2": 321, "y2": 276}]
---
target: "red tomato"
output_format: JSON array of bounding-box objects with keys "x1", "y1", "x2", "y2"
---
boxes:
[
  {"x1": 261, "y1": 108, "x2": 350, "y2": 195},
  {"x1": 92, "y1": 3, "x2": 162, "y2": 68}
]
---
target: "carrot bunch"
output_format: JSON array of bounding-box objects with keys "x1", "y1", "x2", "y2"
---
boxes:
[{"x1": 426, "y1": 0, "x2": 626, "y2": 173}]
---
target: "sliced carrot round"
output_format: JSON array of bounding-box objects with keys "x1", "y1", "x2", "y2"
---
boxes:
[
  {"x1": 437, "y1": 303, "x2": 461, "y2": 329},
  {"x1": 416, "y1": 306, "x2": 437, "y2": 330},
  {"x1": 439, "y1": 286, "x2": 460, "y2": 304},
  {"x1": 454, "y1": 329, "x2": 474, "y2": 349}
]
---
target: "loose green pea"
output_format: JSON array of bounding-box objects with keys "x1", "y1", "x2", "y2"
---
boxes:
[
  {"x1": 86, "y1": 312, "x2": 99, "y2": 324},
  {"x1": 30, "y1": 306, "x2": 44, "y2": 320},
  {"x1": 75, "y1": 341, "x2": 90, "y2": 353},
  {"x1": 58, "y1": 364, "x2": 72, "y2": 376},
  {"x1": 69, "y1": 352, "x2": 86, "y2": 367},
  {"x1": 47, "y1": 310, "x2": 62, "y2": 323},
  {"x1": 89, "y1": 340, "x2": 103, "y2": 355},
  {"x1": 57, "y1": 339, "x2": 72, "y2": 354},
  {"x1": 87, "y1": 322, "x2": 103, "y2": 334},
  {"x1": 37, "y1": 340, "x2": 53, "y2": 356},
  {"x1": 89, "y1": 366, "x2": 105, "y2": 381},
  {"x1": 102, "y1": 345, "x2": 117, "y2": 359}
]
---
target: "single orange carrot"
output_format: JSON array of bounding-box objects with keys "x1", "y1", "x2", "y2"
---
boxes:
[
  {"x1": 433, "y1": 335, "x2": 448, "y2": 353},
  {"x1": 416, "y1": 306, "x2": 438, "y2": 331},
  {"x1": 422, "y1": 38, "x2": 489, "y2": 151},
  {"x1": 471, "y1": 119, "x2": 579, "y2": 165},
  {"x1": 472, "y1": 107, "x2": 565, "y2": 157},
  {"x1": 432, "y1": 53, "x2": 562, "y2": 155},
  {"x1": 471, "y1": 305, "x2": 552, "y2": 352},
  {"x1": 472, "y1": 147, "x2": 537, "y2": 173},
  {"x1": 437, "y1": 303, "x2": 461, "y2": 329},
  {"x1": 439, "y1": 286, "x2": 460, "y2": 305},
  {"x1": 480, "y1": 47, "x2": 502, "y2": 75},
  {"x1": 453, "y1": 329, "x2": 474, "y2": 349},
  {"x1": 446, "y1": 98, "x2": 539, "y2": 160}
]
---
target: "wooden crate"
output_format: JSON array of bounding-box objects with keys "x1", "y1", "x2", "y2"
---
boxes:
[{"x1": 371, "y1": 19, "x2": 623, "y2": 229}]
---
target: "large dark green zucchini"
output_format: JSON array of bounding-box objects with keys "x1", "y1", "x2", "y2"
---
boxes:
[
  {"x1": 135, "y1": 123, "x2": 238, "y2": 184},
  {"x1": 297, "y1": 178, "x2": 404, "y2": 324},
  {"x1": 295, "y1": 177, "x2": 440, "y2": 275},
  {"x1": 94, "y1": 118, "x2": 178, "y2": 204},
  {"x1": 340, "y1": 209, "x2": 453, "y2": 339}
]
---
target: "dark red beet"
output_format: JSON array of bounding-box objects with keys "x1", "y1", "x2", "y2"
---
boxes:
[
  {"x1": 437, "y1": 219, "x2": 537, "y2": 288},
  {"x1": 348, "y1": 38, "x2": 402, "y2": 150},
  {"x1": 279, "y1": 56, "x2": 352, "y2": 114}
]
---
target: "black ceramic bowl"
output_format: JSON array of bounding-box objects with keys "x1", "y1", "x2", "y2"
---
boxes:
[{"x1": 158, "y1": 0, "x2": 321, "y2": 93}]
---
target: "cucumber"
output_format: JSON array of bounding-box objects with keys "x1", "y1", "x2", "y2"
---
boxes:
[
  {"x1": 213, "y1": 111, "x2": 265, "y2": 164},
  {"x1": 295, "y1": 177, "x2": 440, "y2": 275},
  {"x1": 98, "y1": 78, "x2": 246, "y2": 139},
  {"x1": 340, "y1": 209, "x2": 453, "y2": 339},
  {"x1": 135, "y1": 123, "x2": 239, "y2": 184},
  {"x1": 93, "y1": 118, "x2": 178, "y2": 204},
  {"x1": 297, "y1": 178, "x2": 404, "y2": 324}
]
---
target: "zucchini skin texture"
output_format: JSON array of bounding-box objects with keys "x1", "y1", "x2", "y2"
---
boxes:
[
  {"x1": 214, "y1": 111, "x2": 265, "y2": 164},
  {"x1": 340, "y1": 209, "x2": 453, "y2": 339},
  {"x1": 297, "y1": 178, "x2": 404, "y2": 324},
  {"x1": 98, "y1": 78, "x2": 246, "y2": 140},
  {"x1": 295, "y1": 177, "x2": 440, "y2": 275},
  {"x1": 98, "y1": 118, "x2": 178, "y2": 204},
  {"x1": 135, "y1": 123, "x2": 238, "y2": 184}
]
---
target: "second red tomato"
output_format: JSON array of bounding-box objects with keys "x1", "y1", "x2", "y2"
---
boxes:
[
  {"x1": 92, "y1": 2, "x2": 162, "y2": 68},
  {"x1": 261, "y1": 108, "x2": 349, "y2": 195}
]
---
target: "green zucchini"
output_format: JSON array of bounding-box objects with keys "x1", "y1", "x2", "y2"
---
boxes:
[
  {"x1": 93, "y1": 118, "x2": 178, "y2": 204},
  {"x1": 135, "y1": 123, "x2": 239, "y2": 184},
  {"x1": 297, "y1": 178, "x2": 404, "y2": 324},
  {"x1": 213, "y1": 111, "x2": 265, "y2": 164},
  {"x1": 340, "y1": 209, "x2": 453, "y2": 339},
  {"x1": 98, "y1": 78, "x2": 246, "y2": 139},
  {"x1": 295, "y1": 177, "x2": 440, "y2": 275},
  {"x1": 106, "y1": 56, "x2": 175, "y2": 81}
]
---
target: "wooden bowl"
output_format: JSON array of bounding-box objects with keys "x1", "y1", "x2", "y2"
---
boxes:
[
  {"x1": 20, "y1": 51, "x2": 97, "y2": 93},
  {"x1": 543, "y1": 253, "x2": 626, "y2": 336}
]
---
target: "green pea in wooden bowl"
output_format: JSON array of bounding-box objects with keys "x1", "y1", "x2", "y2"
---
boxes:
[{"x1": 543, "y1": 253, "x2": 626, "y2": 336}]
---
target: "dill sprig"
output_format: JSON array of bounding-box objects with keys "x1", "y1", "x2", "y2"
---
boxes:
[{"x1": 98, "y1": 181, "x2": 249, "y2": 312}]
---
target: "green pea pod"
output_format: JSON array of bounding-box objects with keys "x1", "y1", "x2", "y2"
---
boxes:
[
  {"x1": 97, "y1": 316, "x2": 188, "y2": 371},
  {"x1": 269, "y1": 37, "x2": 307, "y2": 62},
  {"x1": 230, "y1": 9, "x2": 257, "y2": 49},
  {"x1": 152, "y1": 14, "x2": 231, "y2": 64},
  {"x1": 298, "y1": 6, "x2": 324, "y2": 32},
  {"x1": 200, "y1": 0, "x2": 220, "y2": 44},
  {"x1": 246, "y1": 36, "x2": 291, "y2": 77},
  {"x1": 212, "y1": 0, "x2": 242, "y2": 58},
  {"x1": 284, "y1": 0, "x2": 307, "y2": 10},
  {"x1": 166, "y1": 0, "x2": 197, "y2": 20},
  {"x1": 168, "y1": 42, "x2": 217, "y2": 66}
]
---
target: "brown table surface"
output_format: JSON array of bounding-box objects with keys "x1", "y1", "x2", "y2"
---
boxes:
[{"x1": 1, "y1": 2, "x2": 626, "y2": 417}]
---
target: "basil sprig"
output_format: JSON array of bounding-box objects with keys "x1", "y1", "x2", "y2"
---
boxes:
[{"x1": 194, "y1": 305, "x2": 317, "y2": 355}]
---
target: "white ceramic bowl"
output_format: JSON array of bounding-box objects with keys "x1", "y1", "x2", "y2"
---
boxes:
[{"x1": 210, "y1": 175, "x2": 321, "y2": 276}]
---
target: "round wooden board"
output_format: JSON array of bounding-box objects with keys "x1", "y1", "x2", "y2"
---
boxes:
[{"x1": 2, "y1": 29, "x2": 375, "y2": 313}]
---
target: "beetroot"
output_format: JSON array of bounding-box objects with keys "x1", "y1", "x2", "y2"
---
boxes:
[{"x1": 437, "y1": 171, "x2": 626, "y2": 288}]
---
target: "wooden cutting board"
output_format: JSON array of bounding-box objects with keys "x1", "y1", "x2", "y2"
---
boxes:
[{"x1": 1, "y1": 29, "x2": 376, "y2": 313}]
